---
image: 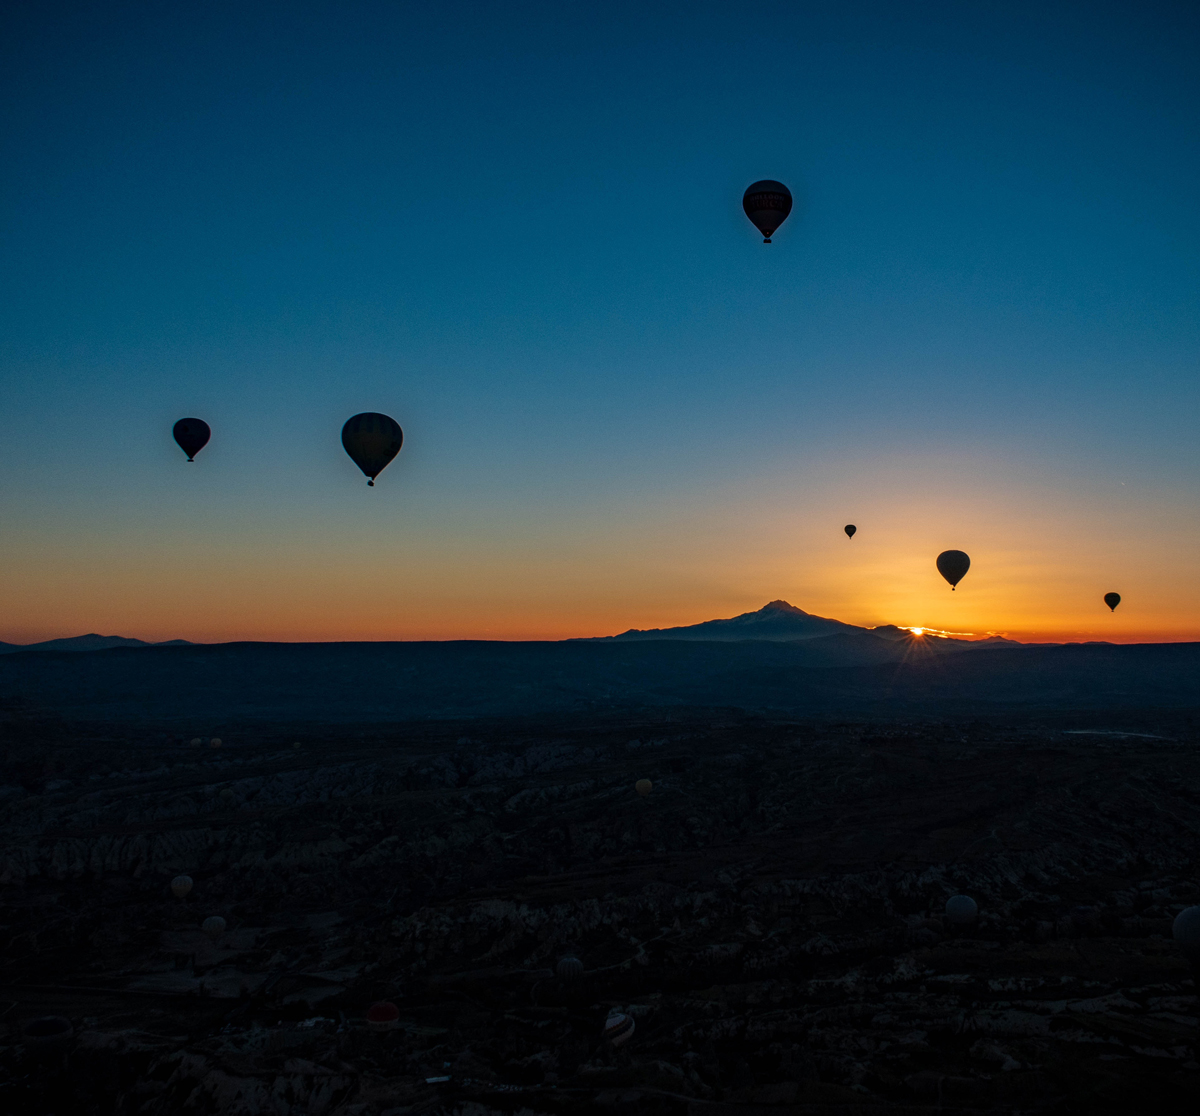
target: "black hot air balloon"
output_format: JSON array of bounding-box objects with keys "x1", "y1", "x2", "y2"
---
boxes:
[
  {"x1": 341, "y1": 412, "x2": 403, "y2": 486},
  {"x1": 936, "y1": 550, "x2": 970, "y2": 590},
  {"x1": 1104, "y1": 592, "x2": 1121, "y2": 612},
  {"x1": 173, "y1": 418, "x2": 210, "y2": 461},
  {"x1": 844, "y1": 524, "x2": 856, "y2": 539},
  {"x1": 742, "y1": 180, "x2": 793, "y2": 243}
]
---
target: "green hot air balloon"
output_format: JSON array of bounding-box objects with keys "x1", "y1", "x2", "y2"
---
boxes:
[
  {"x1": 342, "y1": 413, "x2": 404, "y2": 486},
  {"x1": 936, "y1": 550, "x2": 970, "y2": 590},
  {"x1": 1104, "y1": 593, "x2": 1120, "y2": 612}
]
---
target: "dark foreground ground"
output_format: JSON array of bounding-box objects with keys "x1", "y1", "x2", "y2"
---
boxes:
[{"x1": 1, "y1": 701, "x2": 1198, "y2": 1114}]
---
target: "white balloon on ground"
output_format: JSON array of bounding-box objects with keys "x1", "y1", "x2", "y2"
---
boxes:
[
  {"x1": 944, "y1": 895, "x2": 978, "y2": 925},
  {"x1": 604, "y1": 1012, "x2": 635, "y2": 1046}
]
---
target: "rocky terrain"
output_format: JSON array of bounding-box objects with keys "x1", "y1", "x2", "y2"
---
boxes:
[{"x1": 1, "y1": 699, "x2": 1198, "y2": 1113}]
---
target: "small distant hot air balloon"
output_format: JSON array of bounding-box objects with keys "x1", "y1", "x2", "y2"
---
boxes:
[
  {"x1": 219, "y1": 788, "x2": 236, "y2": 806},
  {"x1": 1104, "y1": 593, "x2": 1121, "y2": 612},
  {"x1": 210, "y1": 737, "x2": 222, "y2": 749},
  {"x1": 171, "y1": 875, "x2": 193, "y2": 899},
  {"x1": 342, "y1": 412, "x2": 404, "y2": 486},
  {"x1": 742, "y1": 180, "x2": 793, "y2": 243},
  {"x1": 556, "y1": 956, "x2": 584, "y2": 982},
  {"x1": 190, "y1": 737, "x2": 202, "y2": 747},
  {"x1": 844, "y1": 524, "x2": 856, "y2": 539},
  {"x1": 635, "y1": 779, "x2": 653, "y2": 797},
  {"x1": 603, "y1": 1012, "x2": 635, "y2": 1046},
  {"x1": 202, "y1": 915, "x2": 227, "y2": 942},
  {"x1": 366, "y1": 1001, "x2": 400, "y2": 1031},
  {"x1": 936, "y1": 550, "x2": 971, "y2": 590},
  {"x1": 173, "y1": 418, "x2": 210, "y2": 462}
]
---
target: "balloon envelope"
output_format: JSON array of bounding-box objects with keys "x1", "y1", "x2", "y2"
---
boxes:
[
  {"x1": 742, "y1": 180, "x2": 793, "y2": 242},
  {"x1": 635, "y1": 779, "x2": 653, "y2": 797},
  {"x1": 1104, "y1": 592, "x2": 1121, "y2": 612},
  {"x1": 936, "y1": 550, "x2": 971, "y2": 589},
  {"x1": 1174, "y1": 906, "x2": 1200, "y2": 959},
  {"x1": 945, "y1": 895, "x2": 978, "y2": 925},
  {"x1": 173, "y1": 418, "x2": 210, "y2": 461},
  {"x1": 171, "y1": 875, "x2": 193, "y2": 899},
  {"x1": 342, "y1": 412, "x2": 403, "y2": 485},
  {"x1": 604, "y1": 1012, "x2": 635, "y2": 1046},
  {"x1": 844, "y1": 524, "x2": 856, "y2": 539},
  {"x1": 202, "y1": 915, "x2": 226, "y2": 941},
  {"x1": 556, "y1": 956, "x2": 584, "y2": 981},
  {"x1": 367, "y1": 1001, "x2": 400, "y2": 1031}
]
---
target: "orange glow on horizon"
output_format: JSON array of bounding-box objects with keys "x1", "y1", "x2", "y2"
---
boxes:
[{"x1": 1, "y1": 452, "x2": 1198, "y2": 646}]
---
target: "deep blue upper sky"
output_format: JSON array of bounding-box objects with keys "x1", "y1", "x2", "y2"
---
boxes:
[{"x1": 1, "y1": 1, "x2": 1198, "y2": 642}]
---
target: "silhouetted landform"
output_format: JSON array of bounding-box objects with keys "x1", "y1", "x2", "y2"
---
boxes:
[
  {"x1": 594, "y1": 599, "x2": 1031, "y2": 649},
  {"x1": 0, "y1": 629, "x2": 1197, "y2": 724},
  {"x1": 2, "y1": 706, "x2": 1198, "y2": 1113},
  {"x1": 0, "y1": 633, "x2": 192, "y2": 655}
]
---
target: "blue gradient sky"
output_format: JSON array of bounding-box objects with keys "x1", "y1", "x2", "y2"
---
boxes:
[{"x1": 1, "y1": 1, "x2": 1198, "y2": 643}]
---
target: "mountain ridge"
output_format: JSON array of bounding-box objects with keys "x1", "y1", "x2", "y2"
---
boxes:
[{"x1": 0, "y1": 633, "x2": 193, "y2": 655}]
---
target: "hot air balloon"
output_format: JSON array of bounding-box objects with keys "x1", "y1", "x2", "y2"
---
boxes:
[
  {"x1": 367, "y1": 1001, "x2": 400, "y2": 1031},
  {"x1": 342, "y1": 412, "x2": 404, "y2": 486},
  {"x1": 171, "y1": 875, "x2": 193, "y2": 899},
  {"x1": 190, "y1": 737, "x2": 202, "y2": 746},
  {"x1": 635, "y1": 779, "x2": 653, "y2": 797},
  {"x1": 173, "y1": 418, "x2": 210, "y2": 461},
  {"x1": 210, "y1": 737, "x2": 222, "y2": 748},
  {"x1": 936, "y1": 550, "x2": 970, "y2": 590},
  {"x1": 1174, "y1": 906, "x2": 1200, "y2": 960},
  {"x1": 603, "y1": 1012, "x2": 635, "y2": 1046},
  {"x1": 742, "y1": 180, "x2": 793, "y2": 243},
  {"x1": 1104, "y1": 593, "x2": 1120, "y2": 612},
  {"x1": 202, "y1": 915, "x2": 227, "y2": 942},
  {"x1": 944, "y1": 895, "x2": 978, "y2": 926},
  {"x1": 844, "y1": 524, "x2": 856, "y2": 539},
  {"x1": 556, "y1": 956, "x2": 584, "y2": 981},
  {"x1": 219, "y1": 788, "x2": 236, "y2": 805}
]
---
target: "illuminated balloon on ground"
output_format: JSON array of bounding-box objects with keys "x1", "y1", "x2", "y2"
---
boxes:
[
  {"x1": 844, "y1": 524, "x2": 856, "y2": 539},
  {"x1": 367, "y1": 1001, "x2": 400, "y2": 1031},
  {"x1": 171, "y1": 875, "x2": 193, "y2": 899},
  {"x1": 202, "y1": 916, "x2": 226, "y2": 941},
  {"x1": 604, "y1": 1012, "x2": 635, "y2": 1046},
  {"x1": 342, "y1": 412, "x2": 404, "y2": 486},
  {"x1": 635, "y1": 779, "x2": 653, "y2": 797},
  {"x1": 936, "y1": 550, "x2": 971, "y2": 590},
  {"x1": 210, "y1": 738, "x2": 222, "y2": 748},
  {"x1": 945, "y1": 895, "x2": 978, "y2": 925},
  {"x1": 1104, "y1": 593, "x2": 1121, "y2": 612},
  {"x1": 742, "y1": 180, "x2": 793, "y2": 243},
  {"x1": 172, "y1": 418, "x2": 210, "y2": 462}
]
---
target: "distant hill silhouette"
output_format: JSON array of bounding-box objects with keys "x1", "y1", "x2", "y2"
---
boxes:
[
  {"x1": 0, "y1": 634, "x2": 192, "y2": 655},
  {"x1": 0, "y1": 631, "x2": 1195, "y2": 724}
]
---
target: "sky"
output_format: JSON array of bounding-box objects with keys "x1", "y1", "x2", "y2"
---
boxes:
[{"x1": 1, "y1": 0, "x2": 1198, "y2": 645}]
